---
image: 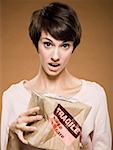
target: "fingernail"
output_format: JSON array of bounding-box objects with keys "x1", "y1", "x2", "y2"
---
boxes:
[
  {"x1": 22, "y1": 139, "x2": 28, "y2": 144},
  {"x1": 38, "y1": 115, "x2": 43, "y2": 119},
  {"x1": 36, "y1": 106, "x2": 40, "y2": 110},
  {"x1": 33, "y1": 126, "x2": 37, "y2": 130}
]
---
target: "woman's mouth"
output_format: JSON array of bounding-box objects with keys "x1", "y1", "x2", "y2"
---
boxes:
[
  {"x1": 48, "y1": 63, "x2": 60, "y2": 67},
  {"x1": 48, "y1": 63, "x2": 60, "y2": 72}
]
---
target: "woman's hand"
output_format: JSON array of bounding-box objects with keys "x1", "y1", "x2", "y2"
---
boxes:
[{"x1": 9, "y1": 106, "x2": 43, "y2": 144}]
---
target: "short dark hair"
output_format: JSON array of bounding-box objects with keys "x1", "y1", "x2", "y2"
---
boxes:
[{"x1": 29, "y1": 2, "x2": 82, "y2": 52}]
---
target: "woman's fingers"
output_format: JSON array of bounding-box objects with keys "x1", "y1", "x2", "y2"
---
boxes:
[
  {"x1": 20, "y1": 107, "x2": 40, "y2": 117},
  {"x1": 16, "y1": 123, "x2": 37, "y2": 132},
  {"x1": 17, "y1": 130, "x2": 28, "y2": 144},
  {"x1": 15, "y1": 114, "x2": 43, "y2": 132},
  {"x1": 9, "y1": 107, "x2": 43, "y2": 144},
  {"x1": 17, "y1": 114, "x2": 43, "y2": 124}
]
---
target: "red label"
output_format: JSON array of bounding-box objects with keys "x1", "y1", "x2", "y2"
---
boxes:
[{"x1": 49, "y1": 104, "x2": 81, "y2": 145}]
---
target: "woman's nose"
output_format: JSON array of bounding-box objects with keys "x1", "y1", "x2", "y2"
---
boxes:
[
  {"x1": 51, "y1": 49, "x2": 60, "y2": 62},
  {"x1": 51, "y1": 57, "x2": 60, "y2": 62}
]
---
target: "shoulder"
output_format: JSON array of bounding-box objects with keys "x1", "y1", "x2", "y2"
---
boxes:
[
  {"x1": 81, "y1": 79, "x2": 107, "y2": 106},
  {"x1": 2, "y1": 80, "x2": 30, "y2": 104},
  {"x1": 82, "y1": 79, "x2": 106, "y2": 96},
  {"x1": 3, "y1": 80, "x2": 25, "y2": 96}
]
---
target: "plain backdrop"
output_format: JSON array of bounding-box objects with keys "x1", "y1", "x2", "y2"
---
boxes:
[{"x1": 0, "y1": 0, "x2": 113, "y2": 136}]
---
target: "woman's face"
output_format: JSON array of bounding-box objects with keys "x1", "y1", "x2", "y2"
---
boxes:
[{"x1": 38, "y1": 31, "x2": 74, "y2": 76}]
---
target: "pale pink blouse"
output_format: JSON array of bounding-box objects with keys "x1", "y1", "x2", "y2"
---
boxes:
[{"x1": 1, "y1": 80, "x2": 112, "y2": 150}]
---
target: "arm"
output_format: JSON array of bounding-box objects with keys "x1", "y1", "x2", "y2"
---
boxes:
[
  {"x1": 1, "y1": 91, "x2": 43, "y2": 150},
  {"x1": 92, "y1": 88, "x2": 112, "y2": 150},
  {"x1": 1, "y1": 92, "x2": 11, "y2": 150}
]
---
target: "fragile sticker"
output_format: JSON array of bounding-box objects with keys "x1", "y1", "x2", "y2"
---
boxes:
[{"x1": 49, "y1": 104, "x2": 81, "y2": 145}]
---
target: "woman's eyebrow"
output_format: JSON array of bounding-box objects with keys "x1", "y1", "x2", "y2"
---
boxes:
[
  {"x1": 41, "y1": 37, "x2": 72, "y2": 45},
  {"x1": 41, "y1": 37, "x2": 53, "y2": 43}
]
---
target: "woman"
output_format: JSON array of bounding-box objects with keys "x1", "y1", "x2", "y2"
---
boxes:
[{"x1": 1, "y1": 2, "x2": 112, "y2": 150}]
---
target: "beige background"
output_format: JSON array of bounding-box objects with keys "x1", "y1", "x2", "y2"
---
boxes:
[
  {"x1": 0, "y1": 0, "x2": 113, "y2": 137},
  {"x1": 0, "y1": 0, "x2": 2, "y2": 101}
]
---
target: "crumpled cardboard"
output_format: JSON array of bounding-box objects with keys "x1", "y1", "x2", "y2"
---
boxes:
[{"x1": 24, "y1": 91, "x2": 91, "y2": 150}]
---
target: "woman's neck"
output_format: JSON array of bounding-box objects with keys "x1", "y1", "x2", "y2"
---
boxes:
[
  {"x1": 36, "y1": 67, "x2": 72, "y2": 92},
  {"x1": 24, "y1": 67, "x2": 81, "y2": 95}
]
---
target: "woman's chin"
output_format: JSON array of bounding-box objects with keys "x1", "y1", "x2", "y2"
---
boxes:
[
  {"x1": 45, "y1": 68, "x2": 63, "y2": 77},
  {"x1": 47, "y1": 70, "x2": 61, "y2": 76}
]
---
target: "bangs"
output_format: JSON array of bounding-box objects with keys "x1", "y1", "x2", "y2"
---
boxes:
[{"x1": 40, "y1": 16, "x2": 76, "y2": 42}]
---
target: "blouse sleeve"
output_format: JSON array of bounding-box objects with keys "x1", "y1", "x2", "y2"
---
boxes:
[
  {"x1": 92, "y1": 87, "x2": 112, "y2": 150},
  {"x1": 1, "y1": 92, "x2": 13, "y2": 150}
]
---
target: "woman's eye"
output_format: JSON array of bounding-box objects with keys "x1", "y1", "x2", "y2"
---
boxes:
[
  {"x1": 44, "y1": 42, "x2": 52, "y2": 48},
  {"x1": 62, "y1": 43, "x2": 70, "y2": 49}
]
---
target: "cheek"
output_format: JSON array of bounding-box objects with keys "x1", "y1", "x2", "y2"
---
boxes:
[
  {"x1": 40, "y1": 52, "x2": 47, "y2": 59},
  {"x1": 62, "y1": 53, "x2": 72, "y2": 64},
  {"x1": 39, "y1": 53, "x2": 48, "y2": 66},
  {"x1": 38, "y1": 47, "x2": 49, "y2": 61}
]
